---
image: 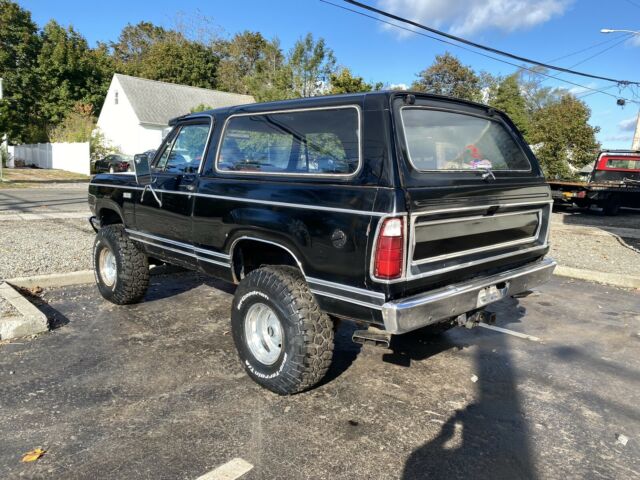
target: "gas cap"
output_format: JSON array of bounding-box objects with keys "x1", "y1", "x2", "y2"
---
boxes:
[{"x1": 331, "y1": 229, "x2": 347, "y2": 249}]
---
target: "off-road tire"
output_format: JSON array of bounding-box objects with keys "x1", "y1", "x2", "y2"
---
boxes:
[
  {"x1": 231, "y1": 266, "x2": 334, "y2": 395},
  {"x1": 93, "y1": 225, "x2": 149, "y2": 305}
]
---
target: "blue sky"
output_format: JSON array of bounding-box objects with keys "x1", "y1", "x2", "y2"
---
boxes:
[{"x1": 19, "y1": 0, "x2": 640, "y2": 149}]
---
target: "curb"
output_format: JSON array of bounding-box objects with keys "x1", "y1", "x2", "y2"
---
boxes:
[
  {"x1": 5, "y1": 265, "x2": 187, "y2": 290},
  {"x1": 0, "y1": 282, "x2": 48, "y2": 340},
  {"x1": 554, "y1": 265, "x2": 640, "y2": 289},
  {"x1": 7, "y1": 270, "x2": 95, "y2": 289}
]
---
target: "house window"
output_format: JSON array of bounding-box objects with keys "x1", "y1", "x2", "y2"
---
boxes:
[{"x1": 114, "y1": 91, "x2": 118, "y2": 105}]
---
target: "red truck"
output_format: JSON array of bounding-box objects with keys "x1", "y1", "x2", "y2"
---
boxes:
[{"x1": 548, "y1": 150, "x2": 640, "y2": 215}]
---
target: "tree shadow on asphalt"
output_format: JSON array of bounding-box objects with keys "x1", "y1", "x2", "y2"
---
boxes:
[{"x1": 399, "y1": 298, "x2": 537, "y2": 479}]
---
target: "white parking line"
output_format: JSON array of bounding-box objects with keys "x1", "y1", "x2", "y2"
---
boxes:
[
  {"x1": 195, "y1": 458, "x2": 254, "y2": 480},
  {"x1": 478, "y1": 322, "x2": 541, "y2": 342}
]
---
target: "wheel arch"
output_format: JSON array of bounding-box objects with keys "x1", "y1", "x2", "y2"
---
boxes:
[
  {"x1": 96, "y1": 200, "x2": 125, "y2": 226},
  {"x1": 229, "y1": 236, "x2": 306, "y2": 284}
]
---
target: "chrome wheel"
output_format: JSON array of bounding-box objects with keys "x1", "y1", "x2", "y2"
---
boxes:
[
  {"x1": 109, "y1": 166, "x2": 115, "y2": 174},
  {"x1": 98, "y1": 247, "x2": 117, "y2": 287},
  {"x1": 244, "y1": 302, "x2": 283, "y2": 365}
]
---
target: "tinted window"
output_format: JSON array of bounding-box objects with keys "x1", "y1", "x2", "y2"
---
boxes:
[
  {"x1": 401, "y1": 108, "x2": 531, "y2": 172},
  {"x1": 156, "y1": 123, "x2": 210, "y2": 174},
  {"x1": 606, "y1": 158, "x2": 640, "y2": 170},
  {"x1": 217, "y1": 107, "x2": 360, "y2": 175}
]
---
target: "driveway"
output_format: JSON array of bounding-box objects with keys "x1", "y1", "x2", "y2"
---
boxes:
[
  {"x1": 1, "y1": 274, "x2": 638, "y2": 479},
  {"x1": 0, "y1": 186, "x2": 89, "y2": 218}
]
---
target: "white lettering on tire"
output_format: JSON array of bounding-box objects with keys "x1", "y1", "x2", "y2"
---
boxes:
[
  {"x1": 245, "y1": 353, "x2": 287, "y2": 379},
  {"x1": 237, "y1": 290, "x2": 270, "y2": 310}
]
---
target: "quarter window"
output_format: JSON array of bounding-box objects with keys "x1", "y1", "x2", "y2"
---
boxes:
[{"x1": 217, "y1": 107, "x2": 360, "y2": 175}]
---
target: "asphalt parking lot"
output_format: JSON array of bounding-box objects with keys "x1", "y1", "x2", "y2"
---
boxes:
[{"x1": 1, "y1": 273, "x2": 638, "y2": 479}]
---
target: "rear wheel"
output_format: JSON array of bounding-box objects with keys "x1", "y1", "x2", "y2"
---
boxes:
[
  {"x1": 603, "y1": 195, "x2": 621, "y2": 216},
  {"x1": 231, "y1": 266, "x2": 334, "y2": 395},
  {"x1": 94, "y1": 225, "x2": 149, "y2": 304}
]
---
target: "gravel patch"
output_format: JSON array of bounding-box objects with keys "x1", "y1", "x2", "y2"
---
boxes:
[
  {"x1": 550, "y1": 229, "x2": 640, "y2": 276},
  {"x1": 0, "y1": 296, "x2": 19, "y2": 318},
  {"x1": 552, "y1": 208, "x2": 640, "y2": 230},
  {"x1": 0, "y1": 219, "x2": 94, "y2": 279}
]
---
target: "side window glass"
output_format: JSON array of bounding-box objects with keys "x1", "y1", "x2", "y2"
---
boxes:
[
  {"x1": 217, "y1": 107, "x2": 360, "y2": 175},
  {"x1": 154, "y1": 130, "x2": 178, "y2": 172},
  {"x1": 165, "y1": 124, "x2": 211, "y2": 174}
]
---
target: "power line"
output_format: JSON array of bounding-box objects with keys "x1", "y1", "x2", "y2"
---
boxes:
[
  {"x1": 623, "y1": 0, "x2": 640, "y2": 10},
  {"x1": 547, "y1": 32, "x2": 633, "y2": 63},
  {"x1": 342, "y1": 0, "x2": 639, "y2": 86},
  {"x1": 319, "y1": 0, "x2": 640, "y2": 105}
]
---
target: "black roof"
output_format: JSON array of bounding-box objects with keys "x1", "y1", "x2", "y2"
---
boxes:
[{"x1": 173, "y1": 90, "x2": 497, "y2": 124}]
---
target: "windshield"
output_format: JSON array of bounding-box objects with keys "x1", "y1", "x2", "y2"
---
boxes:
[{"x1": 401, "y1": 108, "x2": 531, "y2": 172}]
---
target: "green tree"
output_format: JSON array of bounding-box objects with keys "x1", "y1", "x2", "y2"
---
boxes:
[
  {"x1": 0, "y1": 0, "x2": 43, "y2": 143},
  {"x1": 111, "y1": 21, "x2": 170, "y2": 73},
  {"x1": 329, "y1": 68, "x2": 380, "y2": 94},
  {"x1": 529, "y1": 94, "x2": 600, "y2": 179},
  {"x1": 289, "y1": 33, "x2": 336, "y2": 97},
  {"x1": 37, "y1": 21, "x2": 114, "y2": 129},
  {"x1": 190, "y1": 103, "x2": 213, "y2": 113},
  {"x1": 214, "y1": 31, "x2": 291, "y2": 101},
  {"x1": 412, "y1": 52, "x2": 481, "y2": 102},
  {"x1": 489, "y1": 73, "x2": 530, "y2": 138},
  {"x1": 136, "y1": 38, "x2": 219, "y2": 89}
]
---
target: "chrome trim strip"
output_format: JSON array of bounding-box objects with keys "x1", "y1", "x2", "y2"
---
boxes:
[
  {"x1": 414, "y1": 208, "x2": 540, "y2": 227},
  {"x1": 309, "y1": 289, "x2": 383, "y2": 310},
  {"x1": 214, "y1": 105, "x2": 363, "y2": 179},
  {"x1": 89, "y1": 183, "x2": 386, "y2": 217},
  {"x1": 407, "y1": 244, "x2": 549, "y2": 280},
  {"x1": 126, "y1": 229, "x2": 230, "y2": 259},
  {"x1": 306, "y1": 276, "x2": 386, "y2": 300},
  {"x1": 410, "y1": 209, "x2": 542, "y2": 266},
  {"x1": 128, "y1": 235, "x2": 230, "y2": 268},
  {"x1": 410, "y1": 200, "x2": 553, "y2": 216}
]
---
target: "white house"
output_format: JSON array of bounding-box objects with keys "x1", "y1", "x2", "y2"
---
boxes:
[{"x1": 97, "y1": 74, "x2": 254, "y2": 155}]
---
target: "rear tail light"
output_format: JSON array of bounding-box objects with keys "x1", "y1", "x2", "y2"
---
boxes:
[{"x1": 373, "y1": 217, "x2": 404, "y2": 280}]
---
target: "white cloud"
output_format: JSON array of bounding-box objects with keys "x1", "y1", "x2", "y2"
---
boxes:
[
  {"x1": 619, "y1": 116, "x2": 638, "y2": 132},
  {"x1": 389, "y1": 83, "x2": 409, "y2": 90},
  {"x1": 631, "y1": 35, "x2": 640, "y2": 47},
  {"x1": 377, "y1": 0, "x2": 572, "y2": 36}
]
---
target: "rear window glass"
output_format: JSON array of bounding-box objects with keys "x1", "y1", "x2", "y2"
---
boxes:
[
  {"x1": 605, "y1": 158, "x2": 640, "y2": 169},
  {"x1": 217, "y1": 107, "x2": 360, "y2": 175},
  {"x1": 401, "y1": 108, "x2": 531, "y2": 172}
]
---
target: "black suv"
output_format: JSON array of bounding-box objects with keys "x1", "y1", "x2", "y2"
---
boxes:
[{"x1": 88, "y1": 91, "x2": 556, "y2": 395}]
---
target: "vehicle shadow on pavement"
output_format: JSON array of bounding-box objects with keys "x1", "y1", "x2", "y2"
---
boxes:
[{"x1": 401, "y1": 300, "x2": 537, "y2": 479}]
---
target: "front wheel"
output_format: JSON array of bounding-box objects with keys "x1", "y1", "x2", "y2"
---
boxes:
[
  {"x1": 231, "y1": 266, "x2": 334, "y2": 395},
  {"x1": 94, "y1": 225, "x2": 150, "y2": 304}
]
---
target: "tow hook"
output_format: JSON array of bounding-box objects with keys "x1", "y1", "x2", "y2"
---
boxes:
[
  {"x1": 352, "y1": 327, "x2": 391, "y2": 348},
  {"x1": 456, "y1": 310, "x2": 496, "y2": 329}
]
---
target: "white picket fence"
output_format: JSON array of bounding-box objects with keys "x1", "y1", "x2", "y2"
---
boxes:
[{"x1": 11, "y1": 142, "x2": 90, "y2": 175}]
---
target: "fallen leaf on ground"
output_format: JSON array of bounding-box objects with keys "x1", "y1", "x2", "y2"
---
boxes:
[{"x1": 21, "y1": 448, "x2": 45, "y2": 462}]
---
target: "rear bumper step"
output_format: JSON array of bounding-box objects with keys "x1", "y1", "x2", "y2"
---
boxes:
[{"x1": 381, "y1": 258, "x2": 556, "y2": 334}]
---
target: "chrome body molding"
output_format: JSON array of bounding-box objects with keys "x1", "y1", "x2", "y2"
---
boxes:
[
  {"x1": 381, "y1": 258, "x2": 556, "y2": 334},
  {"x1": 126, "y1": 229, "x2": 230, "y2": 268},
  {"x1": 89, "y1": 183, "x2": 387, "y2": 217}
]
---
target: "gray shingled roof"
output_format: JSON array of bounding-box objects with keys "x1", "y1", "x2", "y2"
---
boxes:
[{"x1": 115, "y1": 74, "x2": 254, "y2": 126}]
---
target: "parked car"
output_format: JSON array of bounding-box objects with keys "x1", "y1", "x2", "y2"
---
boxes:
[
  {"x1": 88, "y1": 91, "x2": 556, "y2": 395},
  {"x1": 548, "y1": 149, "x2": 640, "y2": 215},
  {"x1": 92, "y1": 154, "x2": 133, "y2": 174}
]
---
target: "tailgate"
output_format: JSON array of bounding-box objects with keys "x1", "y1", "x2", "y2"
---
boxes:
[{"x1": 390, "y1": 94, "x2": 551, "y2": 294}]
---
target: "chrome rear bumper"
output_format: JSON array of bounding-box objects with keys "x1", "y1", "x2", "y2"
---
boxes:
[{"x1": 381, "y1": 258, "x2": 556, "y2": 334}]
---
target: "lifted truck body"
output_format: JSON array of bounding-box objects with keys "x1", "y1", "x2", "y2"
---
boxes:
[
  {"x1": 88, "y1": 91, "x2": 555, "y2": 393},
  {"x1": 548, "y1": 150, "x2": 640, "y2": 215}
]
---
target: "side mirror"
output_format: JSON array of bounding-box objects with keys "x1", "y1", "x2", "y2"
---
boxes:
[{"x1": 133, "y1": 154, "x2": 152, "y2": 186}]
